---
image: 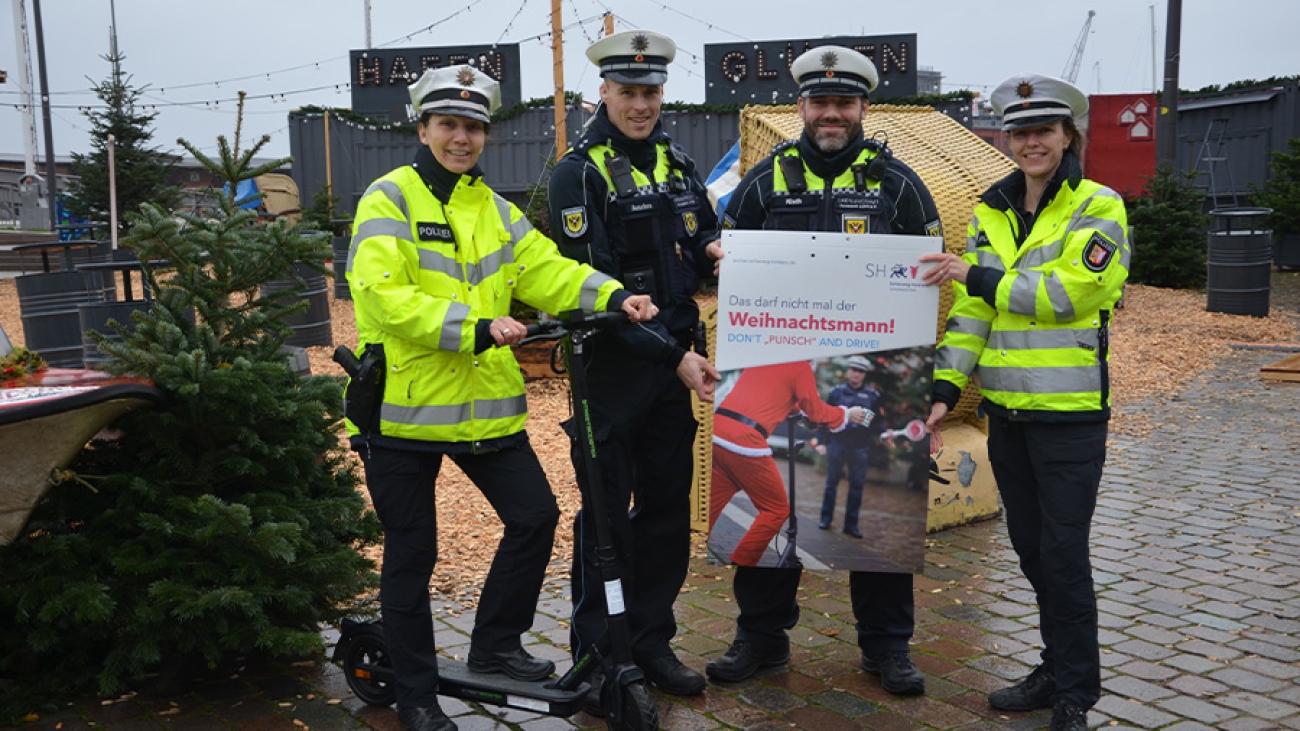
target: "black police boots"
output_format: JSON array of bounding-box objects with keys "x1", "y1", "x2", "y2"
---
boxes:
[
  {"x1": 1050, "y1": 699, "x2": 1088, "y2": 731},
  {"x1": 988, "y1": 664, "x2": 1056, "y2": 710},
  {"x1": 705, "y1": 640, "x2": 791, "y2": 682},
  {"x1": 397, "y1": 704, "x2": 457, "y2": 731},
  {"x1": 859, "y1": 651, "x2": 925, "y2": 695},
  {"x1": 466, "y1": 647, "x2": 556, "y2": 682},
  {"x1": 639, "y1": 654, "x2": 706, "y2": 696}
]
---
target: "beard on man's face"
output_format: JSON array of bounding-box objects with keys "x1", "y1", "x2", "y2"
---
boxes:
[{"x1": 811, "y1": 121, "x2": 864, "y2": 154}]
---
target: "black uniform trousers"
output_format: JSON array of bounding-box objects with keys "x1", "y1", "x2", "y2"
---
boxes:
[
  {"x1": 733, "y1": 565, "x2": 915, "y2": 658},
  {"x1": 362, "y1": 442, "x2": 560, "y2": 708},
  {"x1": 569, "y1": 343, "x2": 697, "y2": 663},
  {"x1": 987, "y1": 415, "x2": 1106, "y2": 710}
]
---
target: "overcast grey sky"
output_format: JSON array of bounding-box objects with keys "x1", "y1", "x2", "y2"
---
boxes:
[{"x1": 1, "y1": 0, "x2": 1295, "y2": 163}]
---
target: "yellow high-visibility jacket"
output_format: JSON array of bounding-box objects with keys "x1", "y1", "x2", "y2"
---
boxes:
[
  {"x1": 346, "y1": 164, "x2": 621, "y2": 446},
  {"x1": 934, "y1": 159, "x2": 1130, "y2": 420}
]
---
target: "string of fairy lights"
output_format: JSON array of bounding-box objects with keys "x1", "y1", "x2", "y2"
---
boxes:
[{"x1": 0, "y1": 0, "x2": 753, "y2": 151}]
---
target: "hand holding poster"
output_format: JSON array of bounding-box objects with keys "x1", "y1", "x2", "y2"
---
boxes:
[{"x1": 708, "y1": 230, "x2": 941, "y2": 574}]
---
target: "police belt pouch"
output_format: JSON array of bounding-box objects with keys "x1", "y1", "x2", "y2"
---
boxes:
[{"x1": 333, "y1": 343, "x2": 386, "y2": 430}]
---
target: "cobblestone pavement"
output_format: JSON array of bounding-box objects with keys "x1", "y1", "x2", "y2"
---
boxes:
[{"x1": 6, "y1": 273, "x2": 1300, "y2": 731}]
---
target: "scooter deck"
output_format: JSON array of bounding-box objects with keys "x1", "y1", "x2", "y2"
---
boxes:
[{"x1": 437, "y1": 659, "x2": 590, "y2": 717}]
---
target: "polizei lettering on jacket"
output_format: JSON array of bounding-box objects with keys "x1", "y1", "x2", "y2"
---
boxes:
[{"x1": 417, "y1": 222, "x2": 455, "y2": 242}]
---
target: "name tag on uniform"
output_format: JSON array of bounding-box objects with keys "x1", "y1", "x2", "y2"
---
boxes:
[
  {"x1": 838, "y1": 196, "x2": 884, "y2": 214},
  {"x1": 417, "y1": 222, "x2": 455, "y2": 243}
]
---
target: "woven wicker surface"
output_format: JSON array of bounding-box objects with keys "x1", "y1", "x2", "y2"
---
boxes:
[
  {"x1": 736, "y1": 104, "x2": 1017, "y2": 420},
  {"x1": 689, "y1": 303, "x2": 718, "y2": 532}
]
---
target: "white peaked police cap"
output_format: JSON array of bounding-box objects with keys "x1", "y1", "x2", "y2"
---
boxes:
[
  {"x1": 586, "y1": 30, "x2": 676, "y2": 85},
  {"x1": 408, "y1": 66, "x2": 502, "y2": 124},
  {"x1": 991, "y1": 72, "x2": 1088, "y2": 131},
  {"x1": 790, "y1": 46, "x2": 879, "y2": 98}
]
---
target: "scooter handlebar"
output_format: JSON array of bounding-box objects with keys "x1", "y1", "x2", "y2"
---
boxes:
[{"x1": 520, "y1": 310, "x2": 629, "y2": 343}]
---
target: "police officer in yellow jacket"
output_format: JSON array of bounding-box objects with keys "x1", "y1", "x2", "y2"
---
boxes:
[
  {"x1": 346, "y1": 66, "x2": 655, "y2": 731},
  {"x1": 547, "y1": 29, "x2": 722, "y2": 700},
  {"x1": 706, "y1": 46, "x2": 940, "y2": 698},
  {"x1": 921, "y1": 73, "x2": 1130, "y2": 731}
]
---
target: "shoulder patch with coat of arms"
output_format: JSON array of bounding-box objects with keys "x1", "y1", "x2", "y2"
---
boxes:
[
  {"x1": 683, "y1": 211, "x2": 698, "y2": 236},
  {"x1": 562, "y1": 206, "x2": 588, "y2": 238},
  {"x1": 1082, "y1": 232, "x2": 1117, "y2": 272}
]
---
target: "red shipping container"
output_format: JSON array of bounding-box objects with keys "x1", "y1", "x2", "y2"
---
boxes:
[{"x1": 1085, "y1": 93, "x2": 1157, "y2": 200}]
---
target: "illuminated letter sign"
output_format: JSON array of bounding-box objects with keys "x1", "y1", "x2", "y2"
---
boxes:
[
  {"x1": 704, "y1": 34, "x2": 917, "y2": 105},
  {"x1": 349, "y1": 44, "x2": 522, "y2": 120}
]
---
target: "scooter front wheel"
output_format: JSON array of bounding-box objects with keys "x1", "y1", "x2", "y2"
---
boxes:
[
  {"x1": 340, "y1": 624, "x2": 398, "y2": 708},
  {"x1": 606, "y1": 680, "x2": 659, "y2": 731}
]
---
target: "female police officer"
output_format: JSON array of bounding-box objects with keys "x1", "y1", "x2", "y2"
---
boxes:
[
  {"x1": 345, "y1": 66, "x2": 655, "y2": 731},
  {"x1": 921, "y1": 73, "x2": 1130, "y2": 731}
]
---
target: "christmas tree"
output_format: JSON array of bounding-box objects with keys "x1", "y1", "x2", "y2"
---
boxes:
[
  {"x1": 0, "y1": 103, "x2": 381, "y2": 716},
  {"x1": 65, "y1": 51, "x2": 180, "y2": 232}
]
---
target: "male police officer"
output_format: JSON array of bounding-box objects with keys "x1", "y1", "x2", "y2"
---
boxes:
[
  {"x1": 816, "y1": 355, "x2": 884, "y2": 538},
  {"x1": 706, "y1": 46, "x2": 941, "y2": 697},
  {"x1": 548, "y1": 30, "x2": 722, "y2": 699}
]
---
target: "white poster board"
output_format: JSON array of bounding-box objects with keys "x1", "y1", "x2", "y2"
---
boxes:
[{"x1": 708, "y1": 230, "x2": 941, "y2": 573}]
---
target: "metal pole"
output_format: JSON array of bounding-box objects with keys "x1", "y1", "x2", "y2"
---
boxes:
[
  {"x1": 551, "y1": 0, "x2": 566, "y2": 157},
  {"x1": 1149, "y1": 3, "x2": 1157, "y2": 94},
  {"x1": 364, "y1": 0, "x2": 372, "y2": 48},
  {"x1": 31, "y1": 0, "x2": 58, "y2": 230},
  {"x1": 109, "y1": 0, "x2": 119, "y2": 73},
  {"x1": 11, "y1": 0, "x2": 39, "y2": 176},
  {"x1": 324, "y1": 110, "x2": 334, "y2": 205},
  {"x1": 108, "y1": 134, "x2": 119, "y2": 249},
  {"x1": 1156, "y1": 0, "x2": 1182, "y2": 170}
]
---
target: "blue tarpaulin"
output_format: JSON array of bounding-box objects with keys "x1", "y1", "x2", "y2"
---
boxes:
[{"x1": 224, "y1": 179, "x2": 262, "y2": 209}]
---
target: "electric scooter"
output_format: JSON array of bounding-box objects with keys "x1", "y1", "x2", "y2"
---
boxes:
[
  {"x1": 333, "y1": 310, "x2": 659, "y2": 731},
  {"x1": 774, "y1": 411, "x2": 806, "y2": 569}
]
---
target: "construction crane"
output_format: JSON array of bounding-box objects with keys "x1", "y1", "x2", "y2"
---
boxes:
[{"x1": 1062, "y1": 10, "x2": 1096, "y2": 84}]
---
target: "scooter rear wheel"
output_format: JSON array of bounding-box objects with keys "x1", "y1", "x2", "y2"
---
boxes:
[
  {"x1": 340, "y1": 624, "x2": 397, "y2": 708},
  {"x1": 606, "y1": 680, "x2": 659, "y2": 731}
]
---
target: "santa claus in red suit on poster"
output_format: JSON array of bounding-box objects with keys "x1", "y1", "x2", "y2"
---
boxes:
[{"x1": 709, "y1": 360, "x2": 868, "y2": 566}]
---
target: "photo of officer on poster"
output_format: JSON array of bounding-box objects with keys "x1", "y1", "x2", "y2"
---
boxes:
[
  {"x1": 708, "y1": 350, "x2": 933, "y2": 573},
  {"x1": 707, "y1": 231, "x2": 940, "y2": 574}
]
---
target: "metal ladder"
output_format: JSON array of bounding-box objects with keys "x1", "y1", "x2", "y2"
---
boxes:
[{"x1": 1194, "y1": 118, "x2": 1238, "y2": 209}]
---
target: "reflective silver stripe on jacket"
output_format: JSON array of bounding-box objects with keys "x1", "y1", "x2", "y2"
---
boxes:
[
  {"x1": 935, "y1": 345, "x2": 979, "y2": 374},
  {"x1": 1008, "y1": 270, "x2": 1075, "y2": 320},
  {"x1": 355, "y1": 216, "x2": 412, "y2": 243},
  {"x1": 945, "y1": 314, "x2": 993, "y2": 338},
  {"x1": 439, "y1": 301, "x2": 471, "y2": 352},
  {"x1": 417, "y1": 246, "x2": 518, "y2": 286},
  {"x1": 976, "y1": 248, "x2": 1005, "y2": 269},
  {"x1": 493, "y1": 194, "x2": 533, "y2": 244},
  {"x1": 1016, "y1": 241, "x2": 1063, "y2": 269},
  {"x1": 986, "y1": 326, "x2": 1100, "y2": 352},
  {"x1": 1067, "y1": 189, "x2": 1127, "y2": 247},
  {"x1": 580, "y1": 270, "x2": 615, "y2": 312},
  {"x1": 381, "y1": 393, "x2": 529, "y2": 427},
  {"x1": 978, "y1": 364, "x2": 1102, "y2": 394},
  {"x1": 349, "y1": 180, "x2": 410, "y2": 274}
]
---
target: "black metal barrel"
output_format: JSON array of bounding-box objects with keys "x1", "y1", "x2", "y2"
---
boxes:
[
  {"x1": 78, "y1": 300, "x2": 151, "y2": 370},
  {"x1": 261, "y1": 262, "x2": 333, "y2": 348},
  {"x1": 332, "y1": 236, "x2": 352, "y2": 300},
  {"x1": 16, "y1": 271, "x2": 109, "y2": 367},
  {"x1": 331, "y1": 219, "x2": 354, "y2": 301},
  {"x1": 1206, "y1": 207, "x2": 1273, "y2": 317}
]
